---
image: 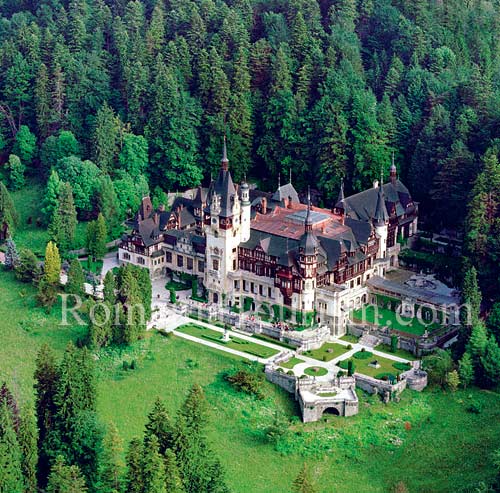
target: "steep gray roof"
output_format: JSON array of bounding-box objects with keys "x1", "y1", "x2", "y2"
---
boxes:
[{"x1": 272, "y1": 182, "x2": 300, "y2": 205}]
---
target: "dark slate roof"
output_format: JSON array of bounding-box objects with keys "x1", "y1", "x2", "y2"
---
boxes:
[
  {"x1": 337, "y1": 180, "x2": 412, "y2": 222},
  {"x1": 374, "y1": 186, "x2": 389, "y2": 225},
  {"x1": 272, "y1": 182, "x2": 300, "y2": 205},
  {"x1": 212, "y1": 168, "x2": 237, "y2": 217},
  {"x1": 240, "y1": 230, "x2": 299, "y2": 265},
  {"x1": 344, "y1": 218, "x2": 372, "y2": 244}
]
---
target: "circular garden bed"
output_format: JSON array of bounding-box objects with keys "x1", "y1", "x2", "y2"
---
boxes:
[
  {"x1": 353, "y1": 350, "x2": 373, "y2": 359},
  {"x1": 304, "y1": 366, "x2": 328, "y2": 377}
]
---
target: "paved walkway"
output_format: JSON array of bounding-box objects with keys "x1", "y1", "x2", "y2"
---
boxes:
[{"x1": 147, "y1": 302, "x2": 413, "y2": 380}]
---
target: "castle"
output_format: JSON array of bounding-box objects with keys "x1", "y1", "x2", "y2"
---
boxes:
[{"x1": 119, "y1": 141, "x2": 418, "y2": 336}]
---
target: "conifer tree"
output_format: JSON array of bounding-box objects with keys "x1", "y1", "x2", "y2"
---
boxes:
[
  {"x1": 118, "y1": 132, "x2": 149, "y2": 178},
  {"x1": 34, "y1": 343, "x2": 59, "y2": 483},
  {"x1": 7, "y1": 154, "x2": 26, "y2": 190},
  {"x1": 0, "y1": 401, "x2": 23, "y2": 493},
  {"x1": 458, "y1": 352, "x2": 474, "y2": 389},
  {"x1": 93, "y1": 103, "x2": 120, "y2": 171},
  {"x1": 49, "y1": 182, "x2": 78, "y2": 253},
  {"x1": 66, "y1": 258, "x2": 85, "y2": 296},
  {"x1": 103, "y1": 270, "x2": 116, "y2": 305},
  {"x1": 4, "y1": 237, "x2": 19, "y2": 270},
  {"x1": 15, "y1": 248, "x2": 40, "y2": 284},
  {"x1": 42, "y1": 169, "x2": 62, "y2": 224},
  {"x1": 479, "y1": 337, "x2": 500, "y2": 388},
  {"x1": 292, "y1": 463, "x2": 317, "y2": 493},
  {"x1": 125, "y1": 438, "x2": 144, "y2": 493},
  {"x1": 0, "y1": 382, "x2": 20, "y2": 431},
  {"x1": 0, "y1": 181, "x2": 18, "y2": 236},
  {"x1": 12, "y1": 125, "x2": 36, "y2": 168},
  {"x1": 467, "y1": 321, "x2": 488, "y2": 370},
  {"x1": 177, "y1": 384, "x2": 208, "y2": 435},
  {"x1": 43, "y1": 241, "x2": 62, "y2": 286},
  {"x1": 164, "y1": 449, "x2": 185, "y2": 493},
  {"x1": 89, "y1": 300, "x2": 113, "y2": 349},
  {"x1": 100, "y1": 422, "x2": 124, "y2": 493},
  {"x1": 18, "y1": 407, "x2": 38, "y2": 493},
  {"x1": 97, "y1": 175, "x2": 121, "y2": 239},
  {"x1": 145, "y1": 397, "x2": 173, "y2": 454},
  {"x1": 142, "y1": 434, "x2": 167, "y2": 493},
  {"x1": 46, "y1": 456, "x2": 88, "y2": 493}
]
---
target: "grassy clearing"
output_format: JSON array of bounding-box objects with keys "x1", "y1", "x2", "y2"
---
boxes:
[
  {"x1": 10, "y1": 181, "x2": 88, "y2": 257},
  {"x1": 176, "y1": 323, "x2": 279, "y2": 359},
  {"x1": 0, "y1": 270, "x2": 87, "y2": 400},
  {"x1": 374, "y1": 343, "x2": 415, "y2": 361},
  {"x1": 280, "y1": 357, "x2": 304, "y2": 369},
  {"x1": 340, "y1": 334, "x2": 359, "y2": 343},
  {"x1": 352, "y1": 305, "x2": 440, "y2": 336},
  {"x1": 339, "y1": 354, "x2": 404, "y2": 379},
  {"x1": 303, "y1": 342, "x2": 350, "y2": 362}
]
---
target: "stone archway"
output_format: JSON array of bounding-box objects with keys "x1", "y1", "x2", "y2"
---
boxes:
[{"x1": 323, "y1": 407, "x2": 340, "y2": 417}]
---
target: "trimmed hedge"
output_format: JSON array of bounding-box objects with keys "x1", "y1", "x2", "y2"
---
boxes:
[{"x1": 353, "y1": 350, "x2": 373, "y2": 360}]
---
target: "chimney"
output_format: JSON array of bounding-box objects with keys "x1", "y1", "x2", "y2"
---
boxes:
[
  {"x1": 287, "y1": 196, "x2": 293, "y2": 209},
  {"x1": 261, "y1": 197, "x2": 267, "y2": 214},
  {"x1": 373, "y1": 180, "x2": 379, "y2": 189}
]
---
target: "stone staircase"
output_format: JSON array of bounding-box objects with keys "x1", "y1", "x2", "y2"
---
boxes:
[{"x1": 358, "y1": 333, "x2": 381, "y2": 348}]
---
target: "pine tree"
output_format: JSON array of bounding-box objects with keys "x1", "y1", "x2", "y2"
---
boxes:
[
  {"x1": 103, "y1": 270, "x2": 116, "y2": 305},
  {"x1": 94, "y1": 213, "x2": 108, "y2": 260},
  {"x1": 125, "y1": 438, "x2": 144, "y2": 493},
  {"x1": 164, "y1": 449, "x2": 185, "y2": 493},
  {"x1": 0, "y1": 401, "x2": 23, "y2": 493},
  {"x1": 458, "y1": 352, "x2": 474, "y2": 389},
  {"x1": 7, "y1": 154, "x2": 26, "y2": 190},
  {"x1": 0, "y1": 181, "x2": 18, "y2": 237},
  {"x1": 142, "y1": 434, "x2": 167, "y2": 493},
  {"x1": 18, "y1": 407, "x2": 38, "y2": 493},
  {"x1": 46, "y1": 456, "x2": 88, "y2": 493},
  {"x1": 479, "y1": 337, "x2": 500, "y2": 388},
  {"x1": 145, "y1": 397, "x2": 173, "y2": 454},
  {"x1": 446, "y1": 370, "x2": 460, "y2": 392},
  {"x1": 49, "y1": 182, "x2": 78, "y2": 253},
  {"x1": 35, "y1": 63, "x2": 52, "y2": 139},
  {"x1": 97, "y1": 175, "x2": 121, "y2": 238},
  {"x1": 89, "y1": 301, "x2": 113, "y2": 349},
  {"x1": 93, "y1": 102, "x2": 120, "y2": 171},
  {"x1": 467, "y1": 321, "x2": 488, "y2": 370},
  {"x1": 42, "y1": 241, "x2": 61, "y2": 286},
  {"x1": 42, "y1": 169, "x2": 62, "y2": 224},
  {"x1": 100, "y1": 422, "x2": 124, "y2": 493},
  {"x1": 66, "y1": 258, "x2": 85, "y2": 296},
  {"x1": 12, "y1": 125, "x2": 37, "y2": 168},
  {"x1": 4, "y1": 237, "x2": 20, "y2": 270},
  {"x1": 177, "y1": 384, "x2": 208, "y2": 435},
  {"x1": 15, "y1": 248, "x2": 40, "y2": 284},
  {"x1": 292, "y1": 463, "x2": 317, "y2": 493},
  {"x1": 0, "y1": 382, "x2": 20, "y2": 431},
  {"x1": 34, "y1": 343, "x2": 59, "y2": 484}
]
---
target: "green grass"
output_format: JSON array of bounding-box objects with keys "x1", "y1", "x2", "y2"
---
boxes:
[
  {"x1": 374, "y1": 344, "x2": 415, "y2": 361},
  {"x1": 303, "y1": 366, "x2": 328, "y2": 377},
  {"x1": 176, "y1": 324, "x2": 279, "y2": 359},
  {"x1": 2, "y1": 271, "x2": 500, "y2": 492},
  {"x1": 340, "y1": 334, "x2": 359, "y2": 343},
  {"x1": 280, "y1": 357, "x2": 304, "y2": 369},
  {"x1": 0, "y1": 270, "x2": 87, "y2": 399},
  {"x1": 10, "y1": 181, "x2": 88, "y2": 257},
  {"x1": 338, "y1": 354, "x2": 404, "y2": 379},
  {"x1": 352, "y1": 305, "x2": 441, "y2": 336},
  {"x1": 252, "y1": 333, "x2": 297, "y2": 350},
  {"x1": 303, "y1": 342, "x2": 350, "y2": 362}
]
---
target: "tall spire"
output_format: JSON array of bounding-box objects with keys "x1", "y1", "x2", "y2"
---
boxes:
[
  {"x1": 374, "y1": 176, "x2": 388, "y2": 225},
  {"x1": 390, "y1": 152, "x2": 397, "y2": 184},
  {"x1": 305, "y1": 186, "x2": 312, "y2": 232},
  {"x1": 289, "y1": 168, "x2": 292, "y2": 184},
  {"x1": 221, "y1": 135, "x2": 229, "y2": 171},
  {"x1": 278, "y1": 172, "x2": 281, "y2": 189}
]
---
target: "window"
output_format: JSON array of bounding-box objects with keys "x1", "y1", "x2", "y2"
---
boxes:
[
  {"x1": 122, "y1": 252, "x2": 130, "y2": 260},
  {"x1": 212, "y1": 259, "x2": 219, "y2": 271},
  {"x1": 137, "y1": 257, "x2": 145, "y2": 265},
  {"x1": 166, "y1": 252, "x2": 172, "y2": 263},
  {"x1": 198, "y1": 261, "x2": 205, "y2": 272},
  {"x1": 233, "y1": 259, "x2": 236, "y2": 270},
  {"x1": 177, "y1": 255, "x2": 184, "y2": 268},
  {"x1": 187, "y1": 258, "x2": 193, "y2": 270}
]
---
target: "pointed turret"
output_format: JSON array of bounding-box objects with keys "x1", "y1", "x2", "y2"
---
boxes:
[
  {"x1": 390, "y1": 153, "x2": 397, "y2": 185},
  {"x1": 300, "y1": 188, "x2": 319, "y2": 256},
  {"x1": 221, "y1": 135, "x2": 229, "y2": 171},
  {"x1": 373, "y1": 178, "x2": 389, "y2": 226}
]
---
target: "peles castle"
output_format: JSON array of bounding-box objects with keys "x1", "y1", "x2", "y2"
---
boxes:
[{"x1": 119, "y1": 141, "x2": 418, "y2": 336}]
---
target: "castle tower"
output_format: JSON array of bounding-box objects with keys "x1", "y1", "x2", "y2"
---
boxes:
[
  {"x1": 298, "y1": 190, "x2": 318, "y2": 315},
  {"x1": 373, "y1": 177, "x2": 389, "y2": 260},
  {"x1": 204, "y1": 138, "x2": 242, "y2": 305}
]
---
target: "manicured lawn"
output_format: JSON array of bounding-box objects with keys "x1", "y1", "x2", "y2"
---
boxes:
[
  {"x1": 280, "y1": 357, "x2": 304, "y2": 369},
  {"x1": 303, "y1": 342, "x2": 350, "y2": 362},
  {"x1": 338, "y1": 354, "x2": 405, "y2": 379},
  {"x1": 351, "y1": 305, "x2": 440, "y2": 336},
  {"x1": 176, "y1": 323, "x2": 279, "y2": 359},
  {"x1": 304, "y1": 366, "x2": 328, "y2": 377},
  {"x1": 340, "y1": 334, "x2": 359, "y2": 344},
  {"x1": 375, "y1": 343, "x2": 416, "y2": 361}
]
